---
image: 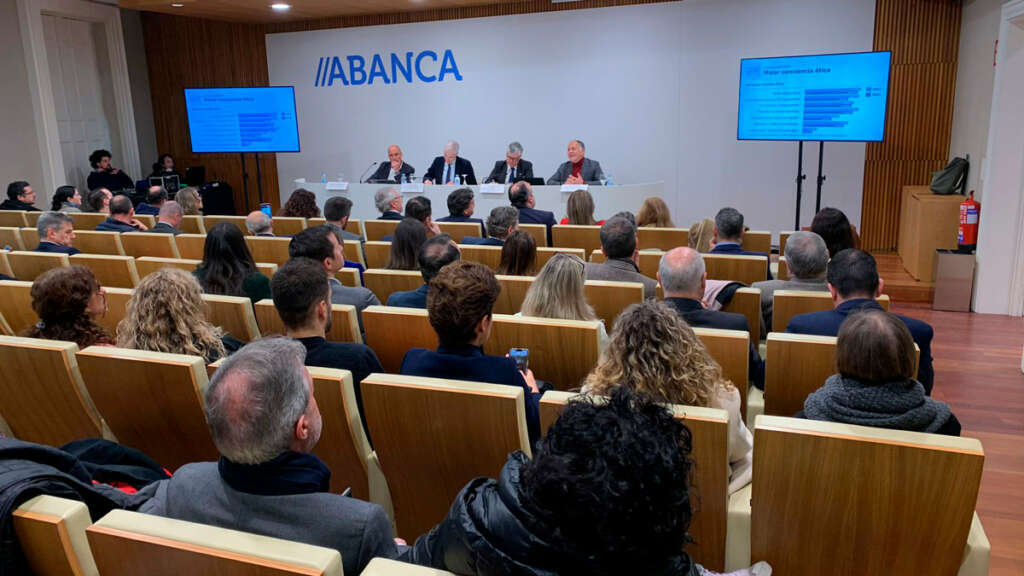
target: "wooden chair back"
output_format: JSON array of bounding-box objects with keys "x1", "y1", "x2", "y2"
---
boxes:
[
  {"x1": 174, "y1": 233, "x2": 206, "y2": 260},
  {"x1": 361, "y1": 558, "x2": 455, "y2": 575},
  {"x1": 693, "y1": 327, "x2": 750, "y2": 420},
  {"x1": 741, "y1": 230, "x2": 771, "y2": 255},
  {"x1": 93, "y1": 287, "x2": 132, "y2": 335},
  {"x1": 72, "y1": 230, "x2": 124, "y2": 256},
  {"x1": 25, "y1": 211, "x2": 44, "y2": 227},
  {"x1": 518, "y1": 223, "x2": 548, "y2": 247},
  {"x1": 69, "y1": 213, "x2": 107, "y2": 230},
  {"x1": 12, "y1": 495, "x2": 98, "y2": 576},
  {"x1": 21, "y1": 227, "x2": 40, "y2": 248},
  {"x1": 636, "y1": 250, "x2": 663, "y2": 278},
  {"x1": 201, "y1": 294, "x2": 260, "y2": 341},
  {"x1": 778, "y1": 231, "x2": 796, "y2": 256},
  {"x1": 69, "y1": 254, "x2": 140, "y2": 288},
  {"x1": 778, "y1": 256, "x2": 789, "y2": 281},
  {"x1": 86, "y1": 510, "x2": 343, "y2": 576},
  {"x1": 179, "y1": 215, "x2": 204, "y2": 234},
  {"x1": 485, "y1": 314, "x2": 601, "y2": 391},
  {"x1": 0, "y1": 311, "x2": 11, "y2": 336},
  {"x1": 638, "y1": 227, "x2": 688, "y2": 251},
  {"x1": 76, "y1": 346, "x2": 218, "y2": 471},
  {"x1": 539, "y1": 391, "x2": 730, "y2": 571},
  {"x1": 270, "y1": 216, "x2": 307, "y2": 236},
  {"x1": 0, "y1": 280, "x2": 37, "y2": 333},
  {"x1": 771, "y1": 290, "x2": 890, "y2": 332},
  {"x1": 362, "y1": 306, "x2": 436, "y2": 372},
  {"x1": 0, "y1": 251, "x2": 10, "y2": 278},
  {"x1": 361, "y1": 373, "x2": 531, "y2": 540},
  {"x1": 720, "y1": 286, "x2": 761, "y2": 344},
  {"x1": 494, "y1": 274, "x2": 535, "y2": 315},
  {"x1": 535, "y1": 247, "x2": 584, "y2": 270},
  {"x1": 364, "y1": 220, "x2": 400, "y2": 241},
  {"x1": 120, "y1": 233, "x2": 180, "y2": 259},
  {"x1": 552, "y1": 224, "x2": 602, "y2": 255},
  {"x1": 134, "y1": 215, "x2": 156, "y2": 229},
  {"x1": 7, "y1": 250, "x2": 69, "y2": 280},
  {"x1": 340, "y1": 237, "x2": 366, "y2": 268},
  {"x1": 201, "y1": 215, "x2": 247, "y2": 235},
  {"x1": 135, "y1": 257, "x2": 200, "y2": 278},
  {"x1": 310, "y1": 218, "x2": 362, "y2": 237},
  {"x1": 307, "y1": 367, "x2": 372, "y2": 498},
  {"x1": 750, "y1": 415, "x2": 984, "y2": 575},
  {"x1": 253, "y1": 300, "x2": 362, "y2": 344},
  {"x1": 584, "y1": 280, "x2": 643, "y2": 329},
  {"x1": 0, "y1": 210, "x2": 28, "y2": 227},
  {"x1": 437, "y1": 221, "x2": 484, "y2": 242},
  {"x1": 255, "y1": 262, "x2": 277, "y2": 277},
  {"x1": 0, "y1": 226, "x2": 25, "y2": 250},
  {"x1": 245, "y1": 236, "x2": 292, "y2": 266},
  {"x1": 703, "y1": 253, "x2": 767, "y2": 286},
  {"x1": 364, "y1": 269, "x2": 422, "y2": 304},
  {"x1": 364, "y1": 241, "x2": 392, "y2": 269},
  {"x1": 458, "y1": 244, "x2": 502, "y2": 270}
]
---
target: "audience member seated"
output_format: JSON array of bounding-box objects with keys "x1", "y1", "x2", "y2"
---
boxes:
[
  {"x1": 35, "y1": 211, "x2": 80, "y2": 255},
  {"x1": 51, "y1": 185, "x2": 82, "y2": 213},
  {"x1": 86, "y1": 149, "x2": 134, "y2": 193},
  {"x1": 383, "y1": 196, "x2": 440, "y2": 241},
  {"x1": 801, "y1": 309, "x2": 959, "y2": 435},
  {"x1": 175, "y1": 186, "x2": 203, "y2": 216},
  {"x1": 559, "y1": 189, "x2": 604, "y2": 225},
  {"x1": 786, "y1": 248, "x2": 935, "y2": 394},
  {"x1": 385, "y1": 218, "x2": 428, "y2": 271},
  {"x1": 150, "y1": 153, "x2": 182, "y2": 181},
  {"x1": 496, "y1": 229, "x2": 537, "y2": 276},
  {"x1": 138, "y1": 337, "x2": 400, "y2": 576},
  {"x1": 324, "y1": 196, "x2": 364, "y2": 243},
  {"x1": 288, "y1": 226, "x2": 379, "y2": 330},
  {"x1": 194, "y1": 222, "x2": 272, "y2": 303},
  {"x1": 149, "y1": 201, "x2": 184, "y2": 235},
  {"x1": 583, "y1": 217, "x2": 657, "y2": 299},
  {"x1": 752, "y1": 230, "x2": 829, "y2": 335},
  {"x1": 583, "y1": 300, "x2": 753, "y2": 493},
  {"x1": 405, "y1": 388, "x2": 708, "y2": 575},
  {"x1": 521, "y1": 252, "x2": 609, "y2": 351},
  {"x1": 374, "y1": 186, "x2": 404, "y2": 220},
  {"x1": 95, "y1": 195, "x2": 149, "y2": 232},
  {"x1": 659, "y1": 247, "x2": 765, "y2": 390},
  {"x1": 811, "y1": 206, "x2": 859, "y2": 258},
  {"x1": 636, "y1": 196, "x2": 675, "y2": 228},
  {"x1": 245, "y1": 211, "x2": 274, "y2": 237},
  {"x1": 135, "y1": 186, "x2": 167, "y2": 216},
  {"x1": 117, "y1": 268, "x2": 233, "y2": 362},
  {"x1": 21, "y1": 266, "x2": 113, "y2": 348},
  {"x1": 711, "y1": 207, "x2": 771, "y2": 280},
  {"x1": 401, "y1": 261, "x2": 541, "y2": 443},
  {"x1": 435, "y1": 188, "x2": 485, "y2": 233},
  {"x1": 509, "y1": 181, "x2": 556, "y2": 242},
  {"x1": 386, "y1": 235, "x2": 460, "y2": 309},
  {"x1": 462, "y1": 206, "x2": 518, "y2": 246},
  {"x1": 1, "y1": 181, "x2": 39, "y2": 211},
  {"x1": 688, "y1": 218, "x2": 714, "y2": 253},
  {"x1": 280, "y1": 188, "x2": 321, "y2": 219},
  {"x1": 84, "y1": 188, "x2": 112, "y2": 214}
]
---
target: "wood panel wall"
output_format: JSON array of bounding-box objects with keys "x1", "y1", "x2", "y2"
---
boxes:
[{"x1": 861, "y1": 0, "x2": 962, "y2": 252}]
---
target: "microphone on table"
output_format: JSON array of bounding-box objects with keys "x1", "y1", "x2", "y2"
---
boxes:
[{"x1": 359, "y1": 162, "x2": 379, "y2": 184}]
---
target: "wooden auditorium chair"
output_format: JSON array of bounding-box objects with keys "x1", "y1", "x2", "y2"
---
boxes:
[
  {"x1": 703, "y1": 254, "x2": 768, "y2": 286},
  {"x1": 201, "y1": 293, "x2": 261, "y2": 341},
  {"x1": 494, "y1": 274, "x2": 535, "y2": 315},
  {"x1": 92, "y1": 287, "x2": 132, "y2": 335},
  {"x1": 777, "y1": 256, "x2": 789, "y2": 281},
  {"x1": 72, "y1": 230, "x2": 125, "y2": 256},
  {"x1": 13, "y1": 495, "x2": 98, "y2": 576},
  {"x1": 0, "y1": 310, "x2": 11, "y2": 336},
  {"x1": 437, "y1": 221, "x2": 484, "y2": 242},
  {"x1": 740, "y1": 230, "x2": 771, "y2": 255},
  {"x1": 68, "y1": 213, "x2": 107, "y2": 231},
  {"x1": 364, "y1": 220, "x2": 400, "y2": 242},
  {"x1": 583, "y1": 280, "x2": 644, "y2": 329},
  {"x1": 485, "y1": 314, "x2": 601, "y2": 391},
  {"x1": 20, "y1": 227, "x2": 40, "y2": 248},
  {"x1": 534, "y1": 246, "x2": 585, "y2": 270},
  {"x1": 342, "y1": 237, "x2": 367, "y2": 268},
  {"x1": 362, "y1": 306, "x2": 436, "y2": 372},
  {"x1": 361, "y1": 558, "x2": 455, "y2": 575},
  {"x1": 0, "y1": 280, "x2": 36, "y2": 333},
  {"x1": 693, "y1": 327, "x2": 750, "y2": 421},
  {"x1": 778, "y1": 231, "x2": 796, "y2": 256},
  {"x1": 253, "y1": 300, "x2": 362, "y2": 344},
  {"x1": 363, "y1": 269, "x2": 422, "y2": 304},
  {"x1": 0, "y1": 226, "x2": 25, "y2": 250},
  {"x1": 361, "y1": 373, "x2": 532, "y2": 540},
  {"x1": 0, "y1": 210, "x2": 29, "y2": 227},
  {"x1": 721, "y1": 286, "x2": 762, "y2": 344},
  {"x1": 179, "y1": 215, "x2": 204, "y2": 234},
  {"x1": 201, "y1": 215, "x2": 248, "y2": 235},
  {"x1": 6, "y1": 250, "x2": 68, "y2": 280},
  {"x1": 309, "y1": 217, "x2": 364, "y2": 238},
  {"x1": 134, "y1": 215, "x2": 157, "y2": 229},
  {"x1": 552, "y1": 224, "x2": 602, "y2": 255},
  {"x1": 135, "y1": 257, "x2": 200, "y2": 278},
  {"x1": 245, "y1": 236, "x2": 292, "y2": 266},
  {"x1": 637, "y1": 226, "x2": 689, "y2": 251},
  {"x1": 86, "y1": 510, "x2": 343, "y2": 576},
  {"x1": 173, "y1": 233, "x2": 206, "y2": 260},
  {"x1": 0, "y1": 251, "x2": 11, "y2": 277},
  {"x1": 120, "y1": 232, "x2": 180, "y2": 259},
  {"x1": 458, "y1": 244, "x2": 502, "y2": 270},
  {"x1": 25, "y1": 211, "x2": 43, "y2": 227},
  {"x1": 518, "y1": 223, "x2": 548, "y2": 247},
  {"x1": 70, "y1": 254, "x2": 140, "y2": 288},
  {"x1": 270, "y1": 216, "x2": 307, "y2": 235},
  {"x1": 364, "y1": 241, "x2": 392, "y2": 269},
  {"x1": 336, "y1": 267, "x2": 362, "y2": 287},
  {"x1": 771, "y1": 290, "x2": 891, "y2": 332}
]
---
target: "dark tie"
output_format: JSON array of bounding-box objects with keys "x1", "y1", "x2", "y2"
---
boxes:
[
  {"x1": 510, "y1": 167, "x2": 515, "y2": 183},
  {"x1": 444, "y1": 164, "x2": 451, "y2": 184}
]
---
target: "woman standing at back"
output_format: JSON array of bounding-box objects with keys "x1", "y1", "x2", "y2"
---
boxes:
[{"x1": 194, "y1": 222, "x2": 271, "y2": 302}]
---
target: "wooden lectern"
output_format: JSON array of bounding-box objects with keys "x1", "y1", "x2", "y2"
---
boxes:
[{"x1": 897, "y1": 186, "x2": 962, "y2": 281}]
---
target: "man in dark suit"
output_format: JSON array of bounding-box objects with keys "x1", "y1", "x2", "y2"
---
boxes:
[
  {"x1": 401, "y1": 261, "x2": 540, "y2": 443},
  {"x1": 547, "y1": 140, "x2": 604, "y2": 185},
  {"x1": 367, "y1": 145, "x2": 415, "y2": 183},
  {"x1": 484, "y1": 141, "x2": 534, "y2": 184},
  {"x1": 423, "y1": 140, "x2": 476, "y2": 185},
  {"x1": 508, "y1": 181, "x2": 556, "y2": 244},
  {"x1": 710, "y1": 207, "x2": 772, "y2": 280},
  {"x1": 149, "y1": 201, "x2": 184, "y2": 235},
  {"x1": 134, "y1": 186, "x2": 166, "y2": 216},
  {"x1": 34, "y1": 211, "x2": 80, "y2": 255},
  {"x1": 381, "y1": 196, "x2": 441, "y2": 242},
  {"x1": 658, "y1": 247, "x2": 765, "y2": 390},
  {"x1": 786, "y1": 248, "x2": 935, "y2": 394},
  {"x1": 373, "y1": 187, "x2": 404, "y2": 220},
  {"x1": 462, "y1": 206, "x2": 519, "y2": 246},
  {"x1": 387, "y1": 235, "x2": 461, "y2": 308},
  {"x1": 435, "y1": 188, "x2": 484, "y2": 234},
  {"x1": 94, "y1": 195, "x2": 148, "y2": 232}
]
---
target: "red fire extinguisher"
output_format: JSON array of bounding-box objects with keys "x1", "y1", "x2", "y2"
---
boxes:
[{"x1": 958, "y1": 190, "x2": 980, "y2": 252}]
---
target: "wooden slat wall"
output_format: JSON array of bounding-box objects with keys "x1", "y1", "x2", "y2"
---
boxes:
[{"x1": 861, "y1": 0, "x2": 961, "y2": 252}]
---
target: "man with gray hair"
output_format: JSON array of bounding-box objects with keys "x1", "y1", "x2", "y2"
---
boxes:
[
  {"x1": 34, "y1": 211, "x2": 79, "y2": 254},
  {"x1": 752, "y1": 231, "x2": 829, "y2": 336},
  {"x1": 245, "y1": 210, "x2": 274, "y2": 236},
  {"x1": 138, "y1": 338, "x2": 400, "y2": 576},
  {"x1": 374, "y1": 186, "x2": 403, "y2": 220},
  {"x1": 710, "y1": 206, "x2": 772, "y2": 279},
  {"x1": 583, "y1": 216, "x2": 657, "y2": 299},
  {"x1": 659, "y1": 247, "x2": 765, "y2": 390},
  {"x1": 424, "y1": 140, "x2": 477, "y2": 185},
  {"x1": 150, "y1": 201, "x2": 184, "y2": 235},
  {"x1": 463, "y1": 206, "x2": 519, "y2": 246},
  {"x1": 485, "y1": 141, "x2": 534, "y2": 184}
]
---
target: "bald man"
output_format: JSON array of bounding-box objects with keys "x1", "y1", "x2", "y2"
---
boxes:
[
  {"x1": 368, "y1": 145, "x2": 416, "y2": 183},
  {"x1": 246, "y1": 211, "x2": 274, "y2": 236},
  {"x1": 658, "y1": 247, "x2": 765, "y2": 390}
]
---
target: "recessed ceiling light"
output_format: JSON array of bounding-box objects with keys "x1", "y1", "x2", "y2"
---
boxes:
[
  {"x1": 271, "y1": 3, "x2": 291, "y2": 10},
  {"x1": 170, "y1": 2, "x2": 184, "y2": 6}
]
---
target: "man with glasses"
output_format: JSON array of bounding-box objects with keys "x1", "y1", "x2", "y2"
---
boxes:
[{"x1": 485, "y1": 141, "x2": 534, "y2": 184}]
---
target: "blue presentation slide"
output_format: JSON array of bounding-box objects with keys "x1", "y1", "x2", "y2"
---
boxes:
[
  {"x1": 185, "y1": 87, "x2": 300, "y2": 153},
  {"x1": 737, "y1": 52, "x2": 891, "y2": 142}
]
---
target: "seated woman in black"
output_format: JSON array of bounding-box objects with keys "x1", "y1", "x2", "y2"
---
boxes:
[
  {"x1": 194, "y1": 222, "x2": 271, "y2": 303},
  {"x1": 400, "y1": 260, "x2": 541, "y2": 443},
  {"x1": 802, "y1": 309, "x2": 960, "y2": 436}
]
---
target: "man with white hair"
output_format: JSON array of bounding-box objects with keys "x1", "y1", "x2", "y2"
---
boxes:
[
  {"x1": 752, "y1": 231, "x2": 829, "y2": 335},
  {"x1": 150, "y1": 201, "x2": 185, "y2": 235},
  {"x1": 374, "y1": 186, "x2": 403, "y2": 220},
  {"x1": 659, "y1": 247, "x2": 764, "y2": 390},
  {"x1": 485, "y1": 141, "x2": 534, "y2": 184},
  {"x1": 368, "y1": 144, "x2": 415, "y2": 183},
  {"x1": 245, "y1": 210, "x2": 274, "y2": 236},
  {"x1": 138, "y1": 338, "x2": 400, "y2": 576},
  {"x1": 423, "y1": 140, "x2": 477, "y2": 185}
]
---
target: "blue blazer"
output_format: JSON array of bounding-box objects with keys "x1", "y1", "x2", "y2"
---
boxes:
[
  {"x1": 134, "y1": 203, "x2": 160, "y2": 216},
  {"x1": 516, "y1": 206, "x2": 556, "y2": 244},
  {"x1": 401, "y1": 345, "x2": 540, "y2": 443},
  {"x1": 435, "y1": 215, "x2": 485, "y2": 236},
  {"x1": 36, "y1": 241, "x2": 80, "y2": 255},
  {"x1": 386, "y1": 284, "x2": 428, "y2": 309},
  {"x1": 94, "y1": 218, "x2": 140, "y2": 233},
  {"x1": 786, "y1": 298, "x2": 935, "y2": 394},
  {"x1": 663, "y1": 297, "x2": 765, "y2": 390},
  {"x1": 461, "y1": 237, "x2": 502, "y2": 246},
  {"x1": 711, "y1": 242, "x2": 772, "y2": 280}
]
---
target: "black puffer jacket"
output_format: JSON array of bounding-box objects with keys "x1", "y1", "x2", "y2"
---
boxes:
[{"x1": 404, "y1": 451, "x2": 700, "y2": 576}]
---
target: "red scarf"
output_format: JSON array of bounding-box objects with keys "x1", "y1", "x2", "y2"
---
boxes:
[{"x1": 571, "y1": 159, "x2": 584, "y2": 178}]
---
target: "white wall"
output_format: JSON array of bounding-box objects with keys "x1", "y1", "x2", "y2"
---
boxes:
[
  {"x1": 0, "y1": 0, "x2": 45, "y2": 197},
  {"x1": 267, "y1": 0, "x2": 875, "y2": 234},
  {"x1": 121, "y1": 9, "x2": 158, "y2": 175}
]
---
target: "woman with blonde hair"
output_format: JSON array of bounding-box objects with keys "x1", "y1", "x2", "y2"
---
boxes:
[
  {"x1": 636, "y1": 197, "x2": 675, "y2": 228},
  {"x1": 520, "y1": 252, "x2": 609, "y2": 350},
  {"x1": 583, "y1": 299, "x2": 752, "y2": 493},
  {"x1": 175, "y1": 187, "x2": 203, "y2": 216},
  {"x1": 559, "y1": 189, "x2": 604, "y2": 226},
  {"x1": 688, "y1": 218, "x2": 715, "y2": 253},
  {"x1": 117, "y1": 267, "x2": 228, "y2": 362}
]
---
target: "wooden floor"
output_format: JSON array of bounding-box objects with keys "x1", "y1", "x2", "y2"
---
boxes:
[
  {"x1": 891, "y1": 303, "x2": 1024, "y2": 574},
  {"x1": 876, "y1": 253, "x2": 934, "y2": 303}
]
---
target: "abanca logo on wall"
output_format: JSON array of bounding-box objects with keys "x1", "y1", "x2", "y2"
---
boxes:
[{"x1": 313, "y1": 50, "x2": 463, "y2": 87}]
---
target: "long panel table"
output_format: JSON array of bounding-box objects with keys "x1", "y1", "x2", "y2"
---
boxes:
[{"x1": 286, "y1": 181, "x2": 665, "y2": 222}]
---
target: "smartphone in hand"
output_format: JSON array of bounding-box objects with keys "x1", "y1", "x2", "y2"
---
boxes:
[{"x1": 509, "y1": 348, "x2": 529, "y2": 373}]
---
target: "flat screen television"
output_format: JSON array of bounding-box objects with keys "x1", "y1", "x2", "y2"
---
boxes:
[
  {"x1": 737, "y1": 51, "x2": 892, "y2": 142},
  {"x1": 184, "y1": 87, "x2": 301, "y2": 153}
]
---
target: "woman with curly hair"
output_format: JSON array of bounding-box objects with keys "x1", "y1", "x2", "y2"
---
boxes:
[
  {"x1": 583, "y1": 299, "x2": 752, "y2": 493},
  {"x1": 637, "y1": 196, "x2": 675, "y2": 228},
  {"x1": 519, "y1": 252, "x2": 609, "y2": 352},
  {"x1": 21, "y1": 266, "x2": 113, "y2": 348},
  {"x1": 279, "y1": 188, "x2": 321, "y2": 218},
  {"x1": 117, "y1": 267, "x2": 228, "y2": 362}
]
